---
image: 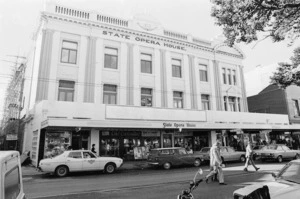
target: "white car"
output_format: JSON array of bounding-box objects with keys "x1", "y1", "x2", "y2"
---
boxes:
[
  {"x1": 38, "y1": 150, "x2": 123, "y2": 177},
  {"x1": 233, "y1": 159, "x2": 300, "y2": 199}
]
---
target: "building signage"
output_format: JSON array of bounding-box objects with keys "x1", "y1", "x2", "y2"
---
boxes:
[
  {"x1": 6, "y1": 134, "x2": 18, "y2": 140},
  {"x1": 103, "y1": 30, "x2": 186, "y2": 51},
  {"x1": 163, "y1": 122, "x2": 196, "y2": 128}
]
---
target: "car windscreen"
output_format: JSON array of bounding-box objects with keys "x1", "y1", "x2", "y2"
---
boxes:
[
  {"x1": 200, "y1": 148, "x2": 210, "y2": 153},
  {"x1": 266, "y1": 145, "x2": 277, "y2": 150},
  {"x1": 279, "y1": 163, "x2": 300, "y2": 184},
  {"x1": 149, "y1": 150, "x2": 159, "y2": 156}
]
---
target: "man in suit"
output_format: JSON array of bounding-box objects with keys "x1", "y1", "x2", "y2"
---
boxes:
[{"x1": 205, "y1": 140, "x2": 226, "y2": 185}]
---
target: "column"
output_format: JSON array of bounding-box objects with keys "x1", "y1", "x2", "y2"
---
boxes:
[
  {"x1": 239, "y1": 65, "x2": 248, "y2": 112},
  {"x1": 212, "y1": 60, "x2": 222, "y2": 110}
]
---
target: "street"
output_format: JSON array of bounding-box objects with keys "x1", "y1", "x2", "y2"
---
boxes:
[{"x1": 23, "y1": 162, "x2": 285, "y2": 199}]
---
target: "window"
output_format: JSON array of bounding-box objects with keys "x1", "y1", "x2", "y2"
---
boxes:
[
  {"x1": 103, "y1": 84, "x2": 117, "y2": 104},
  {"x1": 227, "y1": 69, "x2": 232, "y2": 85},
  {"x1": 173, "y1": 91, "x2": 183, "y2": 108},
  {"x1": 141, "y1": 88, "x2": 152, "y2": 107},
  {"x1": 237, "y1": 97, "x2": 241, "y2": 112},
  {"x1": 104, "y1": 47, "x2": 118, "y2": 69},
  {"x1": 292, "y1": 100, "x2": 300, "y2": 116},
  {"x1": 141, "y1": 53, "x2": 152, "y2": 74},
  {"x1": 58, "y1": 80, "x2": 75, "y2": 101},
  {"x1": 201, "y1": 94, "x2": 210, "y2": 110},
  {"x1": 68, "y1": 152, "x2": 82, "y2": 159},
  {"x1": 232, "y1": 70, "x2": 237, "y2": 85},
  {"x1": 222, "y1": 68, "x2": 226, "y2": 84},
  {"x1": 61, "y1": 41, "x2": 78, "y2": 64},
  {"x1": 199, "y1": 64, "x2": 208, "y2": 82},
  {"x1": 5, "y1": 166, "x2": 20, "y2": 199},
  {"x1": 172, "y1": 59, "x2": 182, "y2": 78},
  {"x1": 224, "y1": 96, "x2": 227, "y2": 111},
  {"x1": 228, "y1": 97, "x2": 236, "y2": 112}
]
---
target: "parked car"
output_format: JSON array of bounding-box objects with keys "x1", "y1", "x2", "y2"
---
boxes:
[
  {"x1": 252, "y1": 145, "x2": 266, "y2": 160},
  {"x1": 195, "y1": 146, "x2": 246, "y2": 163},
  {"x1": 38, "y1": 150, "x2": 123, "y2": 177},
  {"x1": 233, "y1": 159, "x2": 300, "y2": 199},
  {"x1": 260, "y1": 144, "x2": 300, "y2": 162},
  {"x1": 147, "y1": 147, "x2": 204, "y2": 169},
  {"x1": 0, "y1": 151, "x2": 26, "y2": 199}
]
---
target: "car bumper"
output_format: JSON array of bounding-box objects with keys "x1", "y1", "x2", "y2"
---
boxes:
[{"x1": 147, "y1": 162, "x2": 159, "y2": 166}]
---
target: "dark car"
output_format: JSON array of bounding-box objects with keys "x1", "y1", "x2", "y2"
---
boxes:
[
  {"x1": 260, "y1": 144, "x2": 300, "y2": 162},
  {"x1": 147, "y1": 147, "x2": 204, "y2": 169}
]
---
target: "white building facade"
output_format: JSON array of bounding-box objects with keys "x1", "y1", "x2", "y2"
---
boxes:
[{"x1": 20, "y1": 3, "x2": 298, "y2": 166}]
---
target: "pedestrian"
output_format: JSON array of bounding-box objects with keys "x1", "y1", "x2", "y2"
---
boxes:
[
  {"x1": 91, "y1": 144, "x2": 96, "y2": 154},
  {"x1": 243, "y1": 140, "x2": 260, "y2": 172},
  {"x1": 205, "y1": 140, "x2": 226, "y2": 185}
]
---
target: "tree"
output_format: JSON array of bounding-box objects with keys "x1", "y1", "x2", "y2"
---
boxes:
[{"x1": 211, "y1": 0, "x2": 300, "y2": 88}]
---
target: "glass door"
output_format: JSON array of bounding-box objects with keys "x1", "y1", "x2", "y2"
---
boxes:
[{"x1": 163, "y1": 133, "x2": 172, "y2": 148}]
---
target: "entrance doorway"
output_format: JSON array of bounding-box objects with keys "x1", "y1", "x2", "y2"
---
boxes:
[{"x1": 71, "y1": 131, "x2": 90, "y2": 150}]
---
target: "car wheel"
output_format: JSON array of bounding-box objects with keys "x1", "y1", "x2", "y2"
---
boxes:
[
  {"x1": 295, "y1": 154, "x2": 300, "y2": 159},
  {"x1": 240, "y1": 155, "x2": 246, "y2": 162},
  {"x1": 105, "y1": 163, "x2": 116, "y2": 174},
  {"x1": 55, "y1": 165, "x2": 69, "y2": 177},
  {"x1": 194, "y1": 159, "x2": 201, "y2": 167},
  {"x1": 163, "y1": 162, "x2": 171, "y2": 170},
  {"x1": 277, "y1": 156, "x2": 283, "y2": 163}
]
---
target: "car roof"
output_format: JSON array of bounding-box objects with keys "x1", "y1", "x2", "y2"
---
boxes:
[
  {"x1": 65, "y1": 150, "x2": 91, "y2": 152},
  {"x1": 151, "y1": 147, "x2": 183, "y2": 150}
]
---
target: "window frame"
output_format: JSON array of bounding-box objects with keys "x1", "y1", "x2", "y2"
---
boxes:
[
  {"x1": 199, "y1": 64, "x2": 208, "y2": 82},
  {"x1": 58, "y1": 80, "x2": 75, "y2": 102},
  {"x1": 4, "y1": 165, "x2": 21, "y2": 199},
  {"x1": 173, "y1": 91, "x2": 183, "y2": 108},
  {"x1": 228, "y1": 96, "x2": 236, "y2": 112},
  {"x1": 103, "y1": 84, "x2": 117, "y2": 104},
  {"x1": 292, "y1": 99, "x2": 300, "y2": 117},
  {"x1": 232, "y1": 69, "x2": 237, "y2": 85},
  {"x1": 60, "y1": 40, "x2": 78, "y2": 64},
  {"x1": 222, "y1": 68, "x2": 227, "y2": 84},
  {"x1": 201, "y1": 94, "x2": 210, "y2": 110},
  {"x1": 227, "y1": 69, "x2": 232, "y2": 85},
  {"x1": 104, "y1": 47, "x2": 118, "y2": 69},
  {"x1": 172, "y1": 59, "x2": 182, "y2": 78},
  {"x1": 141, "y1": 53, "x2": 152, "y2": 74},
  {"x1": 141, "y1": 88, "x2": 153, "y2": 107}
]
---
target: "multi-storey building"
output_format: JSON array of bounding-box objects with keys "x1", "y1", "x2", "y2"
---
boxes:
[{"x1": 20, "y1": 3, "x2": 299, "y2": 166}]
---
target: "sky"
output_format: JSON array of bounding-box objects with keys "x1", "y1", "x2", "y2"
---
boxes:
[{"x1": 0, "y1": 0, "x2": 299, "y2": 119}]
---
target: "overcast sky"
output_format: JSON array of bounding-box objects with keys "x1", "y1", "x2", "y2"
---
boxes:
[{"x1": 0, "y1": 0, "x2": 299, "y2": 119}]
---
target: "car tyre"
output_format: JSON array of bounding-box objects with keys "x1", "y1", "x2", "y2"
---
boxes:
[
  {"x1": 295, "y1": 154, "x2": 300, "y2": 159},
  {"x1": 163, "y1": 162, "x2": 171, "y2": 170},
  {"x1": 194, "y1": 159, "x2": 201, "y2": 167},
  {"x1": 55, "y1": 165, "x2": 69, "y2": 177},
  {"x1": 105, "y1": 163, "x2": 116, "y2": 174},
  {"x1": 277, "y1": 156, "x2": 283, "y2": 163},
  {"x1": 240, "y1": 155, "x2": 246, "y2": 162}
]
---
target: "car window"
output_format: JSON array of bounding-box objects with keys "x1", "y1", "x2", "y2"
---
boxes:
[
  {"x1": 160, "y1": 150, "x2": 169, "y2": 155},
  {"x1": 277, "y1": 146, "x2": 284, "y2": 151},
  {"x1": 280, "y1": 163, "x2": 300, "y2": 184},
  {"x1": 178, "y1": 148, "x2": 187, "y2": 155},
  {"x1": 227, "y1": 147, "x2": 235, "y2": 153},
  {"x1": 169, "y1": 149, "x2": 176, "y2": 155},
  {"x1": 220, "y1": 147, "x2": 227, "y2": 153},
  {"x1": 68, "y1": 152, "x2": 82, "y2": 159},
  {"x1": 282, "y1": 145, "x2": 290, "y2": 151},
  {"x1": 5, "y1": 166, "x2": 20, "y2": 199},
  {"x1": 200, "y1": 148, "x2": 210, "y2": 153},
  {"x1": 266, "y1": 145, "x2": 277, "y2": 150},
  {"x1": 83, "y1": 152, "x2": 96, "y2": 158}
]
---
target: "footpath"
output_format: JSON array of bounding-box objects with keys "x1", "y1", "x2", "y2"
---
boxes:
[{"x1": 22, "y1": 161, "x2": 284, "y2": 177}]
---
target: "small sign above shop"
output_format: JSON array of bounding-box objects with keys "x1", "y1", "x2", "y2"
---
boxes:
[
  {"x1": 163, "y1": 122, "x2": 196, "y2": 128},
  {"x1": 6, "y1": 134, "x2": 18, "y2": 140}
]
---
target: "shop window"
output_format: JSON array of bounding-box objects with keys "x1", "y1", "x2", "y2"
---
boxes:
[
  {"x1": 100, "y1": 138, "x2": 119, "y2": 157},
  {"x1": 141, "y1": 53, "x2": 152, "y2": 74},
  {"x1": 104, "y1": 47, "x2": 118, "y2": 69},
  {"x1": 222, "y1": 68, "x2": 226, "y2": 84},
  {"x1": 172, "y1": 59, "x2": 182, "y2": 78},
  {"x1": 199, "y1": 64, "x2": 208, "y2": 82},
  {"x1": 144, "y1": 137, "x2": 160, "y2": 149},
  {"x1": 44, "y1": 132, "x2": 71, "y2": 158},
  {"x1": 58, "y1": 80, "x2": 75, "y2": 101},
  {"x1": 68, "y1": 152, "x2": 82, "y2": 159},
  {"x1": 141, "y1": 88, "x2": 152, "y2": 107},
  {"x1": 292, "y1": 99, "x2": 300, "y2": 117},
  {"x1": 201, "y1": 94, "x2": 210, "y2": 110},
  {"x1": 173, "y1": 91, "x2": 183, "y2": 108},
  {"x1": 61, "y1": 40, "x2": 78, "y2": 64},
  {"x1": 5, "y1": 166, "x2": 20, "y2": 199},
  {"x1": 103, "y1": 84, "x2": 117, "y2": 104},
  {"x1": 227, "y1": 69, "x2": 232, "y2": 85}
]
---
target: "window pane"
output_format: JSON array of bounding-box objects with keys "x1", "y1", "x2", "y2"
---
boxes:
[
  {"x1": 103, "y1": 95, "x2": 110, "y2": 104},
  {"x1": 59, "y1": 80, "x2": 75, "y2": 89},
  {"x1": 222, "y1": 68, "x2": 226, "y2": 84},
  {"x1": 61, "y1": 49, "x2": 69, "y2": 63},
  {"x1": 68, "y1": 152, "x2": 82, "y2": 158},
  {"x1": 66, "y1": 91, "x2": 74, "y2": 101},
  {"x1": 5, "y1": 167, "x2": 20, "y2": 199},
  {"x1": 110, "y1": 94, "x2": 116, "y2": 104},
  {"x1": 200, "y1": 70, "x2": 208, "y2": 82},
  {"x1": 104, "y1": 85, "x2": 117, "y2": 92},
  {"x1": 105, "y1": 47, "x2": 118, "y2": 55},
  {"x1": 141, "y1": 53, "x2": 152, "y2": 61},
  {"x1": 63, "y1": 41, "x2": 77, "y2": 49},
  {"x1": 69, "y1": 50, "x2": 77, "y2": 64}
]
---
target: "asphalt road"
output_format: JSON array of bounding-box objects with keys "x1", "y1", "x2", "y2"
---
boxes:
[{"x1": 23, "y1": 162, "x2": 285, "y2": 199}]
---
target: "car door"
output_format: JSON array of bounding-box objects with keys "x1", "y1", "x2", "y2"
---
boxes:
[
  {"x1": 66, "y1": 151, "x2": 84, "y2": 171},
  {"x1": 220, "y1": 147, "x2": 229, "y2": 161},
  {"x1": 281, "y1": 145, "x2": 294, "y2": 159},
  {"x1": 177, "y1": 148, "x2": 194, "y2": 165},
  {"x1": 82, "y1": 151, "x2": 99, "y2": 171},
  {"x1": 227, "y1": 147, "x2": 238, "y2": 161}
]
